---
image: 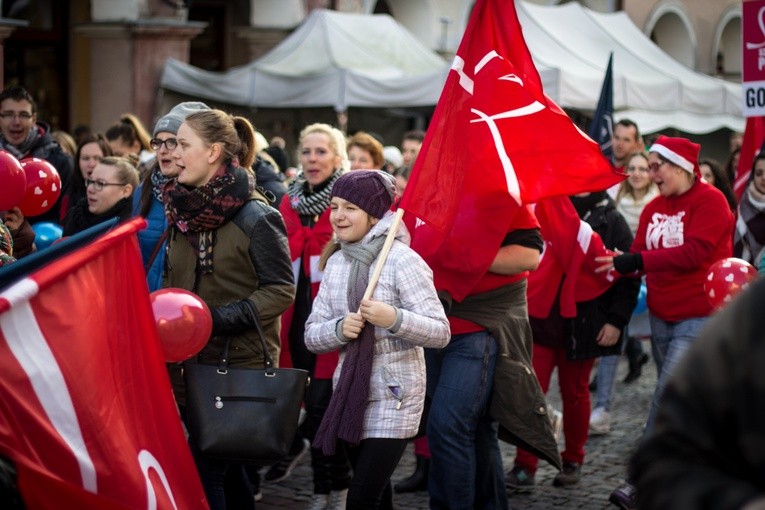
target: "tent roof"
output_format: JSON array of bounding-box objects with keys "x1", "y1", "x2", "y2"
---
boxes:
[
  {"x1": 517, "y1": 1, "x2": 742, "y2": 133},
  {"x1": 160, "y1": 2, "x2": 744, "y2": 133},
  {"x1": 160, "y1": 9, "x2": 449, "y2": 111}
]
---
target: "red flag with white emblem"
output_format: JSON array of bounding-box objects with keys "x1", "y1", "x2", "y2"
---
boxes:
[
  {"x1": 0, "y1": 219, "x2": 208, "y2": 510},
  {"x1": 527, "y1": 196, "x2": 619, "y2": 318},
  {"x1": 399, "y1": 0, "x2": 623, "y2": 300},
  {"x1": 733, "y1": 116, "x2": 765, "y2": 200}
]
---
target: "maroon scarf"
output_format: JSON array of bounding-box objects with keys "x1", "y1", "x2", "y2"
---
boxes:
[{"x1": 163, "y1": 164, "x2": 250, "y2": 274}]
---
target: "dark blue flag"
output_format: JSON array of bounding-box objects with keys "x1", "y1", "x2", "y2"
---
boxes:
[
  {"x1": 0, "y1": 218, "x2": 118, "y2": 290},
  {"x1": 588, "y1": 53, "x2": 614, "y2": 158}
]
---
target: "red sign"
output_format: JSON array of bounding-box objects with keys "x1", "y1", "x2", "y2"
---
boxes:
[{"x1": 743, "y1": 0, "x2": 765, "y2": 116}]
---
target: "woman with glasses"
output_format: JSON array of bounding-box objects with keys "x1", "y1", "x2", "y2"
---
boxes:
[
  {"x1": 133, "y1": 102, "x2": 209, "y2": 291},
  {"x1": 60, "y1": 133, "x2": 113, "y2": 222},
  {"x1": 163, "y1": 109, "x2": 294, "y2": 510},
  {"x1": 597, "y1": 136, "x2": 735, "y2": 510},
  {"x1": 62, "y1": 156, "x2": 139, "y2": 236}
]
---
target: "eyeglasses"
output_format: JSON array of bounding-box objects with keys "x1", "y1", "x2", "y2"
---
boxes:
[
  {"x1": 85, "y1": 178, "x2": 126, "y2": 191},
  {"x1": 648, "y1": 160, "x2": 671, "y2": 173},
  {"x1": 150, "y1": 138, "x2": 178, "y2": 151},
  {"x1": 0, "y1": 111, "x2": 34, "y2": 121}
]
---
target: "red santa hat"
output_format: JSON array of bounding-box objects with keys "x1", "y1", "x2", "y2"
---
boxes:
[{"x1": 649, "y1": 135, "x2": 701, "y2": 177}]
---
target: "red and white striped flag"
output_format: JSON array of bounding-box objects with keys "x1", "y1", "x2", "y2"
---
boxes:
[{"x1": 0, "y1": 218, "x2": 207, "y2": 510}]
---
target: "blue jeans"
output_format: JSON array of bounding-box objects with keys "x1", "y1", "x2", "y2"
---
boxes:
[
  {"x1": 425, "y1": 332, "x2": 506, "y2": 510},
  {"x1": 643, "y1": 315, "x2": 707, "y2": 436},
  {"x1": 594, "y1": 352, "x2": 620, "y2": 411}
]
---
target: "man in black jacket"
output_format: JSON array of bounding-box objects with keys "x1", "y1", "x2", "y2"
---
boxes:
[{"x1": 0, "y1": 86, "x2": 74, "y2": 224}]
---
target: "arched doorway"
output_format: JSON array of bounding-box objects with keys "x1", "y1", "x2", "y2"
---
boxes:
[
  {"x1": 714, "y1": 8, "x2": 741, "y2": 79},
  {"x1": 646, "y1": 8, "x2": 697, "y2": 70}
]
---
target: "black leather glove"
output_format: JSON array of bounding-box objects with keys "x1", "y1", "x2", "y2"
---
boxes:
[
  {"x1": 210, "y1": 300, "x2": 257, "y2": 336},
  {"x1": 613, "y1": 253, "x2": 643, "y2": 274}
]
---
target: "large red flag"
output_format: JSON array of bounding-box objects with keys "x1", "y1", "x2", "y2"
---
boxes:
[
  {"x1": 0, "y1": 219, "x2": 208, "y2": 510},
  {"x1": 734, "y1": 116, "x2": 765, "y2": 199},
  {"x1": 398, "y1": 0, "x2": 623, "y2": 301},
  {"x1": 527, "y1": 196, "x2": 619, "y2": 319}
]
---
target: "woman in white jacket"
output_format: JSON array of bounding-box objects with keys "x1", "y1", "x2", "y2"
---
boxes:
[{"x1": 305, "y1": 170, "x2": 450, "y2": 510}]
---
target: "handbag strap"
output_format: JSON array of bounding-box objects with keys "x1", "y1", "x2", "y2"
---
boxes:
[
  {"x1": 216, "y1": 300, "x2": 275, "y2": 375},
  {"x1": 145, "y1": 227, "x2": 170, "y2": 275}
]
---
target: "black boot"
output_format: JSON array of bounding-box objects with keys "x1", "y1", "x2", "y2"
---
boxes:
[
  {"x1": 394, "y1": 455, "x2": 429, "y2": 493},
  {"x1": 624, "y1": 352, "x2": 649, "y2": 383}
]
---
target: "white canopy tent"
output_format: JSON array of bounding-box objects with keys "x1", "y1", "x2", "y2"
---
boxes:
[
  {"x1": 517, "y1": 1, "x2": 743, "y2": 133},
  {"x1": 159, "y1": 2, "x2": 744, "y2": 134},
  {"x1": 160, "y1": 9, "x2": 450, "y2": 111}
]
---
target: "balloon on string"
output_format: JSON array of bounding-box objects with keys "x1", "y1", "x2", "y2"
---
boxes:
[
  {"x1": 0, "y1": 150, "x2": 26, "y2": 210},
  {"x1": 704, "y1": 257, "x2": 758, "y2": 310},
  {"x1": 19, "y1": 158, "x2": 61, "y2": 217},
  {"x1": 31, "y1": 222, "x2": 63, "y2": 250},
  {"x1": 150, "y1": 288, "x2": 212, "y2": 362},
  {"x1": 633, "y1": 283, "x2": 647, "y2": 315}
]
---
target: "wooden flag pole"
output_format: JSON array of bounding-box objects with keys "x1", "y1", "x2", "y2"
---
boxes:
[{"x1": 361, "y1": 207, "x2": 405, "y2": 301}]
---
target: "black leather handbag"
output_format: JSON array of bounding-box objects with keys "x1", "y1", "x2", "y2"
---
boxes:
[{"x1": 184, "y1": 311, "x2": 309, "y2": 462}]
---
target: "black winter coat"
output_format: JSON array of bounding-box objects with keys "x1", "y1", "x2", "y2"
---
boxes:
[
  {"x1": 631, "y1": 277, "x2": 765, "y2": 510},
  {"x1": 568, "y1": 192, "x2": 640, "y2": 360}
]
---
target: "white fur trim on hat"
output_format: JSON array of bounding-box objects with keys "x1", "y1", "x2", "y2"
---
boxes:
[{"x1": 650, "y1": 143, "x2": 694, "y2": 174}]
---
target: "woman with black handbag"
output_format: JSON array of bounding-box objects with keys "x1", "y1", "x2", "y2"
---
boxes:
[{"x1": 162, "y1": 109, "x2": 295, "y2": 509}]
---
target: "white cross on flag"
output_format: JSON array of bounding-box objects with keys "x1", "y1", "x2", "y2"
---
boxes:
[{"x1": 399, "y1": 0, "x2": 623, "y2": 300}]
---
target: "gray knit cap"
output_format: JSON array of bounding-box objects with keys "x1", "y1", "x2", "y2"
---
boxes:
[{"x1": 153, "y1": 101, "x2": 210, "y2": 137}]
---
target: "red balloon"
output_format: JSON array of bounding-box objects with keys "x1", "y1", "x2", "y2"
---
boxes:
[
  {"x1": 19, "y1": 158, "x2": 61, "y2": 217},
  {"x1": 150, "y1": 288, "x2": 213, "y2": 362},
  {"x1": 0, "y1": 150, "x2": 26, "y2": 210},
  {"x1": 704, "y1": 257, "x2": 758, "y2": 309}
]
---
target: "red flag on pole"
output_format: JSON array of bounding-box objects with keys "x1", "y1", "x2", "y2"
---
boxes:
[
  {"x1": 734, "y1": 116, "x2": 765, "y2": 199},
  {"x1": 0, "y1": 218, "x2": 208, "y2": 510},
  {"x1": 527, "y1": 196, "x2": 619, "y2": 319},
  {"x1": 398, "y1": 0, "x2": 623, "y2": 300}
]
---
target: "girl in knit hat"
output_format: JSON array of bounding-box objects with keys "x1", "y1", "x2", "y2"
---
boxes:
[{"x1": 304, "y1": 170, "x2": 450, "y2": 510}]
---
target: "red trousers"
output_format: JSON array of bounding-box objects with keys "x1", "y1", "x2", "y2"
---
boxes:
[{"x1": 514, "y1": 343, "x2": 594, "y2": 473}]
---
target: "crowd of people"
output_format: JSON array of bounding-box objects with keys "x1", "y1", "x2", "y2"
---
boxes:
[{"x1": 1, "y1": 81, "x2": 763, "y2": 510}]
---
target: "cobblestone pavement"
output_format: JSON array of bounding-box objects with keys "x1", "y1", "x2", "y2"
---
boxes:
[{"x1": 257, "y1": 352, "x2": 656, "y2": 509}]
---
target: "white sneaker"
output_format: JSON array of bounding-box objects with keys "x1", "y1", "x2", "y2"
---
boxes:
[
  {"x1": 326, "y1": 488, "x2": 348, "y2": 510},
  {"x1": 306, "y1": 493, "x2": 328, "y2": 510},
  {"x1": 589, "y1": 406, "x2": 611, "y2": 435},
  {"x1": 548, "y1": 404, "x2": 563, "y2": 441}
]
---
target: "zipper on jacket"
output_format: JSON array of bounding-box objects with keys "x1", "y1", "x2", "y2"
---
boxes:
[
  {"x1": 214, "y1": 395, "x2": 277, "y2": 409},
  {"x1": 387, "y1": 386, "x2": 403, "y2": 410}
]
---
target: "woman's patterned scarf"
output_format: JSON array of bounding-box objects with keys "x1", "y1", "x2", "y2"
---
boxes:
[
  {"x1": 163, "y1": 164, "x2": 250, "y2": 274},
  {"x1": 734, "y1": 181, "x2": 765, "y2": 265},
  {"x1": 286, "y1": 170, "x2": 342, "y2": 217},
  {"x1": 150, "y1": 166, "x2": 170, "y2": 203}
]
